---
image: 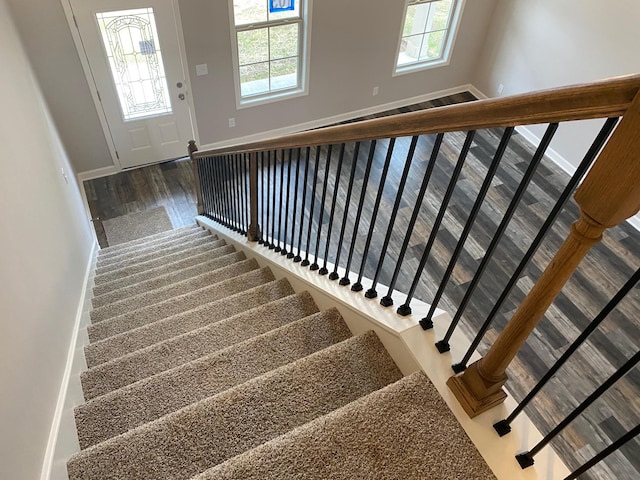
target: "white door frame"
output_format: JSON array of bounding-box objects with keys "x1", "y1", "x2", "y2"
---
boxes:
[{"x1": 60, "y1": 0, "x2": 200, "y2": 172}]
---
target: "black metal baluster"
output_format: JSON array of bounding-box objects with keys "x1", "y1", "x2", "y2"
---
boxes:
[
  {"x1": 289, "y1": 148, "x2": 301, "y2": 259},
  {"x1": 198, "y1": 158, "x2": 208, "y2": 217},
  {"x1": 213, "y1": 157, "x2": 225, "y2": 226},
  {"x1": 311, "y1": 145, "x2": 331, "y2": 270},
  {"x1": 454, "y1": 118, "x2": 620, "y2": 371},
  {"x1": 352, "y1": 138, "x2": 396, "y2": 292},
  {"x1": 224, "y1": 156, "x2": 234, "y2": 229},
  {"x1": 396, "y1": 131, "x2": 475, "y2": 313},
  {"x1": 295, "y1": 148, "x2": 310, "y2": 262},
  {"x1": 494, "y1": 266, "x2": 640, "y2": 436},
  {"x1": 365, "y1": 136, "x2": 420, "y2": 299},
  {"x1": 304, "y1": 146, "x2": 321, "y2": 267},
  {"x1": 212, "y1": 157, "x2": 221, "y2": 223},
  {"x1": 380, "y1": 134, "x2": 443, "y2": 307},
  {"x1": 515, "y1": 350, "x2": 640, "y2": 469},
  {"x1": 243, "y1": 153, "x2": 249, "y2": 235},
  {"x1": 435, "y1": 128, "x2": 551, "y2": 352},
  {"x1": 231, "y1": 154, "x2": 241, "y2": 232},
  {"x1": 283, "y1": 149, "x2": 293, "y2": 257},
  {"x1": 270, "y1": 151, "x2": 277, "y2": 249},
  {"x1": 258, "y1": 153, "x2": 265, "y2": 244},
  {"x1": 234, "y1": 154, "x2": 247, "y2": 235},
  {"x1": 340, "y1": 141, "x2": 376, "y2": 286},
  {"x1": 320, "y1": 144, "x2": 346, "y2": 275},
  {"x1": 275, "y1": 150, "x2": 285, "y2": 252},
  {"x1": 415, "y1": 127, "x2": 516, "y2": 324},
  {"x1": 330, "y1": 142, "x2": 362, "y2": 281},
  {"x1": 265, "y1": 152, "x2": 272, "y2": 247},
  {"x1": 564, "y1": 424, "x2": 640, "y2": 480}
]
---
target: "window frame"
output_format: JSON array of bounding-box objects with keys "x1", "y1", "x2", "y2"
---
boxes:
[
  {"x1": 393, "y1": 0, "x2": 465, "y2": 76},
  {"x1": 229, "y1": 0, "x2": 312, "y2": 109}
]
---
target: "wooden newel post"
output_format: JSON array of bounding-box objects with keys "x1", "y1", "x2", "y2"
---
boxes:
[
  {"x1": 247, "y1": 151, "x2": 261, "y2": 242},
  {"x1": 188, "y1": 140, "x2": 204, "y2": 216},
  {"x1": 448, "y1": 90, "x2": 640, "y2": 418}
]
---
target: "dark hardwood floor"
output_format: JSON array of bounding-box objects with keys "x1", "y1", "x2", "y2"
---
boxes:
[{"x1": 84, "y1": 93, "x2": 639, "y2": 480}]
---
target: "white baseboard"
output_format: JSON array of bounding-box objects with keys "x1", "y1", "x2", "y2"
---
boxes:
[
  {"x1": 77, "y1": 165, "x2": 119, "y2": 183},
  {"x1": 198, "y1": 84, "x2": 477, "y2": 152},
  {"x1": 40, "y1": 242, "x2": 97, "y2": 480}
]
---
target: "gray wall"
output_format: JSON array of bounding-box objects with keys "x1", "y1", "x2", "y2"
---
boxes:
[
  {"x1": 181, "y1": 0, "x2": 498, "y2": 146},
  {"x1": 473, "y1": 0, "x2": 640, "y2": 170},
  {"x1": 9, "y1": 0, "x2": 498, "y2": 174},
  {"x1": 472, "y1": 0, "x2": 640, "y2": 227},
  {"x1": 6, "y1": 0, "x2": 113, "y2": 173},
  {"x1": 0, "y1": 1, "x2": 95, "y2": 478}
]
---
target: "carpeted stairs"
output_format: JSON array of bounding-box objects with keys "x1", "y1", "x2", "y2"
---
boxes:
[{"x1": 68, "y1": 224, "x2": 496, "y2": 480}]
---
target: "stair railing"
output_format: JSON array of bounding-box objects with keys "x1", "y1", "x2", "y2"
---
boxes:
[{"x1": 190, "y1": 74, "x2": 640, "y2": 477}]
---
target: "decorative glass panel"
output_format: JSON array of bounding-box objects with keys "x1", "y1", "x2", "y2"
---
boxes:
[{"x1": 96, "y1": 8, "x2": 172, "y2": 121}]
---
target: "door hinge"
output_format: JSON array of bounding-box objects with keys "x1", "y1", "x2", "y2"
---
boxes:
[
  {"x1": 96, "y1": 90, "x2": 102, "y2": 102},
  {"x1": 73, "y1": 15, "x2": 78, "y2": 29},
  {"x1": 115, "y1": 151, "x2": 120, "y2": 160}
]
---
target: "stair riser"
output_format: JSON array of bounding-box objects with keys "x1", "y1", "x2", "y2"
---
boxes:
[
  {"x1": 92, "y1": 245, "x2": 236, "y2": 296},
  {"x1": 81, "y1": 280, "x2": 301, "y2": 398},
  {"x1": 99, "y1": 225, "x2": 201, "y2": 255},
  {"x1": 93, "y1": 240, "x2": 226, "y2": 286},
  {"x1": 87, "y1": 267, "x2": 273, "y2": 345},
  {"x1": 90, "y1": 259, "x2": 261, "y2": 323},
  {"x1": 92, "y1": 251, "x2": 246, "y2": 308},
  {"x1": 97, "y1": 230, "x2": 211, "y2": 268}
]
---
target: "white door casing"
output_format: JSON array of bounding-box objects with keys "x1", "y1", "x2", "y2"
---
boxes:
[{"x1": 69, "y1": 0, "x2": 195, "y2": 169}]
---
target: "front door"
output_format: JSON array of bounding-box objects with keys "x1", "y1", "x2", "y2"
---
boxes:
[{"x1": 70, "y1": 0, "x2": 195, "y2": 168}]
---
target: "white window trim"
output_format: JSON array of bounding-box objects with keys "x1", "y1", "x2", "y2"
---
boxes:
[
  {"x1": 229, "y1": 0, "x2": 312, "y2": 109},
  {"x1": 392, "y1": 0, "x2": 465, "y2": 77}
]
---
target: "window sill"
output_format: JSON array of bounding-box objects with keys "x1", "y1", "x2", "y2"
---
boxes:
[{"x1": 392, "y1": 57, "x2": 451, "y2": 77}]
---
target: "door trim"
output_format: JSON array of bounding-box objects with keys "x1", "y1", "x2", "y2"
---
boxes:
[{"x1": 60, "y1": 0, "x2": 200, "y2": 171}]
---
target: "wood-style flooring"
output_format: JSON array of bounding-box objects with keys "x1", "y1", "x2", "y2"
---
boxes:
[{"x1": 84, "y1": 93, "x2": 639, "y2": 480}]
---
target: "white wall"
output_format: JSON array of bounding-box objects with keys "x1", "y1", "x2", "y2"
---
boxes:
[
  {"x1": 180, "y1": 0, "x2": 498, "y2": 147},
  {"x1": 473, "y1": 0, "x2": 640, "y2": 169},
  {"x1": 0, "y1": 0, "x2": 96, "y2": 478},
  {"x1": 6, "y1": 0, "x2": 114, "y2": 173}
]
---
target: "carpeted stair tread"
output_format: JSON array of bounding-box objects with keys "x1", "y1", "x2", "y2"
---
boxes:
[
  {"x1": 98, "y1": 225, "x2": 201, "y2": 255},
  {"x1": 90, "y1": 258, "x2": 262, "y2": 323},
  {"x1": 67, "y1": 332, "x2": 401, "y2": 480},
  {"x1": 81, "y1": 284, "x2": 314, "y2": 398},
  {"x1": 92, "y1": 245, "x2": 236, "y2": 296},
  {"x1": 86, "y1": 267, "x2": 281, "y2": 364},
  {"x1": 94, "y1": 240, "x2": 227, "y2": 285},
  {"x1": 87, "y1": 265, "x2": 271, "y2": 342},
  {"x1": 75, "y1": 309, "x2": 350, "y2": 449},
  {"x1": 192, "y1": 371, "x2": 496, "y2": 480},
  {"x1": 97, "y1": 229, "x2": 212, "y2": 268},
  {"x1": 92, "y1": 251, "x2": 246, "y2": 308}
]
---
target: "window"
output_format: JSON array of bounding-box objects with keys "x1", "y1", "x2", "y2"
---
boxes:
[
  {"x1": 230, "y1": 0, "x2": 310, "y2": 106},
  {"x1": 395, "y1": 0, "x2": 462, "y2": 75}
]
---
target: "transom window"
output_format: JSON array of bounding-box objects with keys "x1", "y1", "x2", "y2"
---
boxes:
[
  {"x1": 230, "y1": 0, "x2": 309, "y2": 106},
  {"x1": 395, "y1": 0, "x2": 462, "y2": 74}
]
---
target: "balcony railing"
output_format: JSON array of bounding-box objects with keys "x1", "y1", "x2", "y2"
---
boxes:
[{"x1": 189, "y1": 74, "x2": 640, "y2": 479}]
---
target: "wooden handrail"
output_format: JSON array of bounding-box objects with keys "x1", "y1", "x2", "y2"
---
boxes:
[{"x1": 193, "y1": 74, "x2": 640, "y2": 159}]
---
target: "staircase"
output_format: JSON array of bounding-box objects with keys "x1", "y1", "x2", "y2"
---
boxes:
[{"x1": 68, "y1": 224, "x2": 495, "y2": 479}]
